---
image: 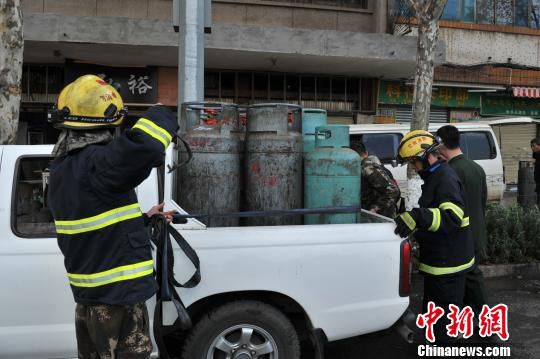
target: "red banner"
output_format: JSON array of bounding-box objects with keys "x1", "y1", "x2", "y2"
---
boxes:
[{"x1": 513, "y1": 87, "x2": 540, "y2": 98}]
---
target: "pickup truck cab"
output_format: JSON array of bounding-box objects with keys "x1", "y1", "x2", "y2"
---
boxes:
[
  {"x1": 0, "y1": 145, "x2": 411, "y2": 359},
  {"x1": 349, "y1": 122, "x2": 505, "y2": 203}
]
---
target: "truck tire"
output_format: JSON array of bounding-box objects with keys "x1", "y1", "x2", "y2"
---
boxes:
[{"x1": 181, "y1": 300, "x2": 301, "y2": 359}]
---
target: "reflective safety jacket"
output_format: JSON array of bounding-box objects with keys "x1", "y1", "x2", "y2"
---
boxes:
[
  {"x1": 49, "y1": 107, "x2": 178, "y2": 305},
  {"x1": 414, "y1": 161, "x2": 475, "y2": 276}
]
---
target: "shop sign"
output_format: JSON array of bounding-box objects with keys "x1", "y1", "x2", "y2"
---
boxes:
[
  {"x1": 65, "y1": 63, "x2": 157, "y2": 103},
  {"x1": 379, "y1": 81, "x2": 481, "y2": 108},
  {"x1": 449, "y1": 110, "x2": 480, "y2": 122},
  {"x1": 513, "y1": 87, "x2": 540, "y2": 98},
  {"x1": 481, "y1": 96, "x2": 540, "y2": 117}
]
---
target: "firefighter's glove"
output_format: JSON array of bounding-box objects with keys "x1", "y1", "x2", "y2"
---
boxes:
[{"x1": 394, "y1": 210, "x2": 419, "y2": 238}]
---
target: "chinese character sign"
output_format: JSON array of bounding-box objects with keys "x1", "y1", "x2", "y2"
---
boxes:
[
  {"x1": 128, "y1": 75, "x2": 153, "y2": 95},
  {"x1": 378, "y1": 81, "x2": 481, "y2": 108},
  {"x1": 417, "y1": 302, "x2": 509, "y2": 343},
  {"x1": 66, "y1": 64, "x2": 158, "y2": 103},
  {"x1": 482, "y1": 95, "x2": 540, "y2": 117}
]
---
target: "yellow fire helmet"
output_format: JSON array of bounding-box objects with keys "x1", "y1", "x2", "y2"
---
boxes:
[
  {"x1": 48, "y1": 74, "x2": 127, "y2": 129},
  {"x1": 397, "y1": 129, "x2": 441, "y2": 163}
]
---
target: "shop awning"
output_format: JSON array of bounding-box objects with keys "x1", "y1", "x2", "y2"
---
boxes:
[{"x1": 513, "y1": 87, "x2": 540, "y2": 98}]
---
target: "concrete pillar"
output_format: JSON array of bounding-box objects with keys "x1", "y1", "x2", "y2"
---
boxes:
[
  {"x1": 375, "y1": 0, "x2": 388, "y2": 34},
  {"x1": 178, "y1": 0, "x2": 204, "y2": 109}
]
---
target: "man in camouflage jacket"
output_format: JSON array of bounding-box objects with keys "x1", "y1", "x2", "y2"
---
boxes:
[{"x1": 354, "y1": 143, "x2": 401, "y2": 218}]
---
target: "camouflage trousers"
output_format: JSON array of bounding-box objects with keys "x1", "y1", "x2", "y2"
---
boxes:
[{"x1": 75, "y1": 302, "x2": 153, "y2": 359}]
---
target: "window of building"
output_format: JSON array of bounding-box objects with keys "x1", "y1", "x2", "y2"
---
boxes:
[
  {"x1": 21, "y1": 65, "x2": 64, "y2": 103},
  {"x1": 237, "y1": 72, "x2": 252, "y2": 104},
  {"x1": 333, "y1": 77, "x2": 346, "y2": 101},
  {"x1": 286, "y1": 75, "x2": 300, "y2": 101},
  {"x1": 341, "y1": 0, "x2": 369, "y2": 9},
  {"x1": 441, "y1": 0, "x2": 540, "y2": 27},
  {"x1": 360, "y1": 79, "x2": 377, "y2": 112},
  {"x1": 263, "y1": 0, "x2": 369, "y2": 10},
  {"x1": 270, "y1": 74, "x2": 285, "y2": 101},
  {"x1": 12, "y1": 157, "x2": 55, "y2": 238},
  {"x1": 347, "y1": 78, "x2": 360, "y2": 106},
  {"x1": 460, "y1": 131, "x2": 497, "y2": 160},
  {"x1": 463, "y1": 0, "x2": 476, "y2": 21},
  {"x1": 204, "y1": 70, "x2": 365, "y2": 113},
  {"x1": 254, "y1": 73, "x2": 269, "y2": 100},
  {"x1": 496, "y1": 0, "x2": 514, "y2": 25},
  {"x1": 350, "y1": 133, "x2": 403, "y2": 163},
  {"x1": 317, "y1": 77, "x2": 331, "y2": 101},
  {"x1": 312, "y1": 0, "x2": 337, "y2": 6},
  {"x1": 301, "y1": 76, "x2": 316, "y2": 101},
  {"x1": 442, "y1": 0, "x2": 461, "y2": 20},
  {"x1": 532, "y1": 0, "x2": 540, "y2": 27},
  {"x1": 442, "y1": 0, "x2": 476, "y2": 22},
  {"x1": 477, "y1": 0, "x2": 495, "y2": 23},
  {"x1": 516, "y1": 0, "x2": 530, "y2": 26},
  {"x1": 220, "y1": 72, "x2": 235, "y2": 100},
  {"x1": 204, "y1": 71, "x2": 219, "y2": 98}
]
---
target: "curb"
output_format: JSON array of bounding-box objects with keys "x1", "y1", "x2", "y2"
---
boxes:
[{"x1": 479, "y1": 262, "x2": 540, "y2": 278}]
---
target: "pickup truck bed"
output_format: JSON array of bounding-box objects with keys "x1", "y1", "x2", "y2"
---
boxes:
[{"x1": 0, "y1": 145, "x2": 409, "y2": 358}]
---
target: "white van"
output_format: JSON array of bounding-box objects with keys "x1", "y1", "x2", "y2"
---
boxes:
[{"x1": 348, "y1": 122, "x2": 505, "y2": 203}]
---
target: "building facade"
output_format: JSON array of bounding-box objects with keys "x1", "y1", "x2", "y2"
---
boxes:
[
  {"x1": 381, "y1": 1, "x2": 539, "y2": 121},
  {"x1": 19, "y1": 0, "x2": 443, "y2": 144},
  {"x1": 436, "y1": 0, "x2": 540, "y2": 183}
]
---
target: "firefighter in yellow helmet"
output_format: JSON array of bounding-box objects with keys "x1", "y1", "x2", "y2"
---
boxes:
[
  {"x1": 48, "y1": 74, "x2": 178, "y2": 358},
  {"x1": 395, "y1": 130, "x2": 474, "y2": 344}
]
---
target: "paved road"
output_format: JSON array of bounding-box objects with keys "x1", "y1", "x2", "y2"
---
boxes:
[{"x1": 325, "y1": 272, "x2": 540, "y2": 359}]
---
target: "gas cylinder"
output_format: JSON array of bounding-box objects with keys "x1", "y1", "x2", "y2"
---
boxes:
[
  {"x1": 245, "y1": 103, "x2": 303, "y2": 226},
  {"x1": 304, "y1": 125, "x2": 361, "y2": 224},
  {"x1": 177, "y1": 102, "x2": 242, "y2": 227},
  {"x1": 302, "y1": 108, "x2": 327, "y2": 154},
  {"x1": 518, "y1": 161, "x2": 536, "y2": 208}
]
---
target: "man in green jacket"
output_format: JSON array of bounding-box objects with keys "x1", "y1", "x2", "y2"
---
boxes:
[{"x1": 436, "y1": 125, "x2": 488, "y2": 317}]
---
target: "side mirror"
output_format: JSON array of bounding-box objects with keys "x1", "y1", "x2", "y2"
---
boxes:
[{"x1": 391, "y1": 159, "x2": 398, "y2": 168}]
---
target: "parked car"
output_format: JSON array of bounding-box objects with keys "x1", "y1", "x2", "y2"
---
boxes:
[
  {"x1": 0, "y1": 145, "x2": 412, "y2": 359},
  {"x1": 349, "y1": 122, "x2": 505, "y2": 203}
]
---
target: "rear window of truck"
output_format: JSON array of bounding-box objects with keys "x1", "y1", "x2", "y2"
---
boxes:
[
  {"x1": 460, "y1": 131, "x2": 497, "y2": 160},
  {"x1": 12, "y1": 156, "x2": 55, "y2": 238},
  {"x1": 350, "y1": 133, "x2": 403, "y2": 163}
]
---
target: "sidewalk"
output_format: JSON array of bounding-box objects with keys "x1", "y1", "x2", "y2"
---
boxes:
[
  {"x1": 480, "y1": 262, "x2": 540, "y2": 278},
  {"x1": 326, "y1": 272, "x2": 540, "y2": 359}
]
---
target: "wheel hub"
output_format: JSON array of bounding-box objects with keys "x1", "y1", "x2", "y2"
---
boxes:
[
  {"x1": 233, "y1": 350, "x2": 252, "y2": 359},
  {"x1": 207, "y1": 324, "x2": 278, "y2": 359}
]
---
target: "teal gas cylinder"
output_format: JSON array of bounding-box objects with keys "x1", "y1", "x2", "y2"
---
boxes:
[
  {"x1": 302, "y1": 108, "x2": 327, "y2": 154},
  {"x1": 304, "y1": 125, "x2": 361, "y2": 224}
]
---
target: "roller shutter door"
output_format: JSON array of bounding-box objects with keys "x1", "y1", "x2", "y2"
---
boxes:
[
  {"x1": 380, "y1": 106, "x2": 448, "y2": 123},
  {"x1": 492, "y1": 124, "x2": 537, "y2": 184}
]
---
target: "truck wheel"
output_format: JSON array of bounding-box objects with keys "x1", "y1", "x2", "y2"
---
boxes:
[{"x1": 181, "y1": 300, "x2": 300, "y2": 359}]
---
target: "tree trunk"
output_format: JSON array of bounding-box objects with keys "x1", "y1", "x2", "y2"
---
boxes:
[
  {"x1": 0, "y1": 0, "x2": 24, "y2": 145},
  {"x1": 403, "y1": 0, "x2": 447, "y2": 209},
  {"x1": 410, "y1": 19, "x2": 439, "y2": 131}
]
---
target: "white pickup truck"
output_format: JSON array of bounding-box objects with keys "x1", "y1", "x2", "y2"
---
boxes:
[{"x1": 0, "y1": 144, "x2": 412, "y2": 359}]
